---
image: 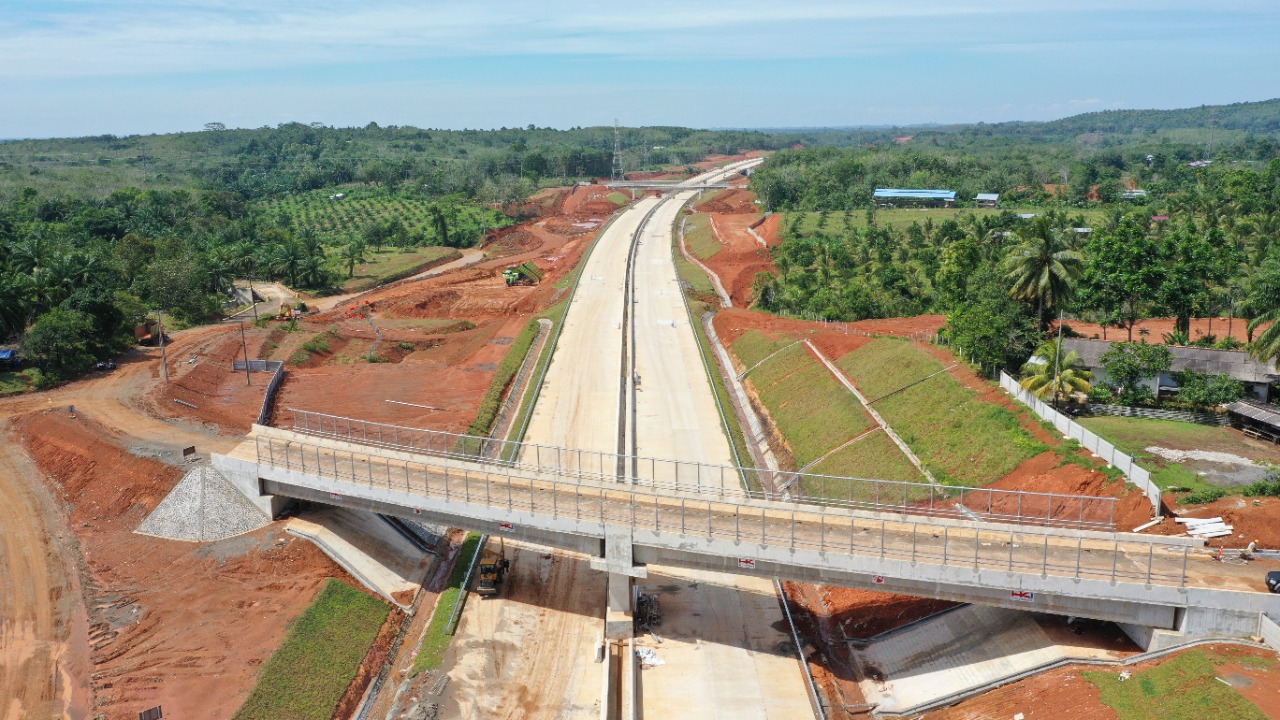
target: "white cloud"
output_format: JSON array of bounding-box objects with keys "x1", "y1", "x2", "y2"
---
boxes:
[{"x1": 2, "y1": 0, "x2": 1265, "y2": 80}]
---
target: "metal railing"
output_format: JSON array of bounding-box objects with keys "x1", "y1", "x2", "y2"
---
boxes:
[
  {"x1": 285, "y1": 408, "x2": 1117, "y2": 530},
  {"x1": 254, "y1": 435, "x2": 1191, "y2": 588}
]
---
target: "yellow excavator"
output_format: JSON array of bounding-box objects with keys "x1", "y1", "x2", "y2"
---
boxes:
[{"x1": 475, "y1": 538, "x2": 511, "y2": 597}]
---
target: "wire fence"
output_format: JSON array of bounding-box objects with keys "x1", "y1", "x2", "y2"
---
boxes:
[
  {"x1": 254, "y1": 434, "x2": 1190, "y2": 588},
  {"x1": 285, "y1": 408, "x2": 1116, "y2": 530}
]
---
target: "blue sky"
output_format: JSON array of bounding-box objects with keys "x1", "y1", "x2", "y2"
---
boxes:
[{"x1": 2, "y1": 1, "x2": 1279, "y2": 138}]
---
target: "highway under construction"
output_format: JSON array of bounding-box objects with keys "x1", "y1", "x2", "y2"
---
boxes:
[{"x1": 211, "y1": 159, "x2": 1280, "y2": 719}]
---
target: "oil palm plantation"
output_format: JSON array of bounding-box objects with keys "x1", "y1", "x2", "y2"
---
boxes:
[
  {"x1": 1004, "y1": 216, "x2": 1083, "y2": 329},
  {"x1": 1019, "y1": 338, "x2": 1093, "y2": 404}
]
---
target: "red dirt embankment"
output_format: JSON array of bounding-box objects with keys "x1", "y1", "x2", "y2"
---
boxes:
[
  {"x1": 155, "y1": 329, "x2": 271, "y2": 434},
  {"x1": 1064, "y1": 316, "x2": 1271, "y2": 343},
  {"x1": 16, "y1": 409, "x2": 350, "y2": 719},
  {"x1": 691, "y1": 189, "x2": 778, "y2": 306}
]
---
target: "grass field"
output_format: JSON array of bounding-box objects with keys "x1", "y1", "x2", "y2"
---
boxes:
[
  {"x1": 785, "y1": 206, "x2": 1109, "y2": 236},
  {"x1": 339, "y1": 246, "x2": 461, "y2": 292},
  {"x1": 730, "y1": 329, "x2": 800, "y2": 370},
  {"x1": 739, "y1": 341, "x2": 874, "y2": 466},
  {"x1": 233, "y1": 579, "x2": 390, "y2": 720},
  {"x1": 0, "y1": 370, "x2": 31, "y2": 396},
  {"x1": 606, "y1": 191, "x2": 631, "y2": 206},
  {"x1": 412, "y1": 533, "x2": 482, "y2": 676},
  {"x1": 1084, "y1": 649, "x2": 1270, "y2": 720},
  {"x1": 838, "y1": 338, "x2": 1046, "y2": 486},
  {"x1": 672, "y1": 236, "x2": 717, "y2": 298},
  {"x1": 262, "y1": 187, "x2": 512, "y2": 241},
  {"x1": 683, "y1": 212, "x2": 720, "y2": 260},
  {"x1": 807, "y1": 431, "x2": 926, "y2": 488},
  {"x1": 1077, "y1": 416, "x2": 1236, "y2": 494}
]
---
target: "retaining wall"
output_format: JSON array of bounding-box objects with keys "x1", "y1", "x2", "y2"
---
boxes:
[
  {"x1": 234, "y1": 359, "x2": 286, "y2": 425},
  {"x1": 1000, "y1": 372, "x2": 1162, "y2": 513}
]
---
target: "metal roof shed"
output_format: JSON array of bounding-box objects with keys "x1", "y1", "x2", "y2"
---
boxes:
[
  {"x1": 1227, "y1": 401, "x2": 1280, "y2": 442},
  {"x1": 873, "y1": 189, "x2": 957, "y2": 201}
]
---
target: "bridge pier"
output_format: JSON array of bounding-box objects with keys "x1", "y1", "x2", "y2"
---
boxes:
[{"x1": 592, "y1": 525, "x2": 647, "y2": 639}]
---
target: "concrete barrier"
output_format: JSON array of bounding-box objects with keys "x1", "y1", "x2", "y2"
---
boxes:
[{"x1": 1001, "y1": 372, "x2": 1162, "y2": 513}]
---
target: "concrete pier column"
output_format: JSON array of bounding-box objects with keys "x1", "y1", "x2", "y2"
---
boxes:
[{"x1": 591, "y1": 524, "x2": 647, "y2": 639}]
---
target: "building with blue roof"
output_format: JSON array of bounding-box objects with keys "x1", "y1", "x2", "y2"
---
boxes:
[{"x1": 873, "y1": 188, "x2": 957, "y2": 207}]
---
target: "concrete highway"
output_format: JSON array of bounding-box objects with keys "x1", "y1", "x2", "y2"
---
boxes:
[{"x1": 460, "y1": 158, "x2": 809, "y2": 720}]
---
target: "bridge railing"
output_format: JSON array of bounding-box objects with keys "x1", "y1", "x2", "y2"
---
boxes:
[
  {"x1": 285, "y1": 408, "x2": 1117, "y2": 531},
  {"x1": 254, "y1": 434, "x2": 1190, "y2": 588}
]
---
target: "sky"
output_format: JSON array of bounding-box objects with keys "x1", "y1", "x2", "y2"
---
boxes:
[{"x1": 2, "y1": 1, "x2": 1279, "y2": 139}]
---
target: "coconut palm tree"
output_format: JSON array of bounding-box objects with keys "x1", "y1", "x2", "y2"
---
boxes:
[
  {"x1": 340, "y1": 236, "x2": 367, "y2": 278},
  {"x1": 1019, "y1": 338, "x2": 1093, "y2": 404},
  {"x1": 1004, "y1": 216, "x2": 1083, "y2": 328}
]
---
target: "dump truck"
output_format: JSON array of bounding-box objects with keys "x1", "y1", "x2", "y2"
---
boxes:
[
  {"x1": 475, "y1": 539, "x2": 510, "y2": 597},
  {"x1": 502, "y1": 261, "x2": 544, "y2": 286}
]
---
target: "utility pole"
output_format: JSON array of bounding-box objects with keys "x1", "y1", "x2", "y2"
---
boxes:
[
  {"x1": 156, "y1": 311, "x2": 169, "y2": 382},
  {"x1": 611, "y1": 119, "x2": 622, "y2": 181},
  {"x1": 240, "y1": 323, "x2": 252, "y2": 386}
]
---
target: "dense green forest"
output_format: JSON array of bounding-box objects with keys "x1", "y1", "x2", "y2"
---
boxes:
[
  {"x1": 748, "y1": 103, "x2": 1280, "y2": 379},
  {"x1": 0, "y1": 122, "x2": 787, "y2": 383}
]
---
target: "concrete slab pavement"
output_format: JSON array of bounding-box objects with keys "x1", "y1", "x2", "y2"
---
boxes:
[
  {"x1": 285, "y1": 506, "x2": 429, "y2": 605},
  {"x1": 634, "y1": 565, "x2": 815, "y2": 720},
  {"x1": 853, "y1": 605, "x2": 1066, "y2": 715}
]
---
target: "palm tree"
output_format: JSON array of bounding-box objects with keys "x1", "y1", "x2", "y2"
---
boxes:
[
  {"x1": 1019, "y1": 339, "x2": 1093, "y2": 403},
  {"x1": 340, "y1": 236, "x2": 367, "y2": 278},
  {"x1": 1004, "y1": 216, "x2": 1083, "y2": 328}
]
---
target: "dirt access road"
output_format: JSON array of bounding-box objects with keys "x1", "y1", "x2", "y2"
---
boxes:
[
  {"x1": 0, "y1": 325, "x2": 249, "y2": 718},
  {"x1": 0, "y1": 322, "x2": 342, "y2": 718}
]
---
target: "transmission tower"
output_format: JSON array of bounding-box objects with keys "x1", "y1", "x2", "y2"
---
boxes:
[{"x1": 611, "y1": 119, "x2": 622, "y2": 181}]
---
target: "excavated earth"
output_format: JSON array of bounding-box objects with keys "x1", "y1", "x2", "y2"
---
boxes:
[{"x1": 0, "y1": 182, "x2": 630, "y2": 717}]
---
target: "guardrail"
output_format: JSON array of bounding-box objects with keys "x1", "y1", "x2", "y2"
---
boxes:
[
  {"x1": 999, "y1": 372, "x2": 1162, "y2": 512},
  {"x1": 285, "y1": 408, "x2": 1117, "y2": 530},
  {"x1": 252, "y1": 434, "x2": 1191, "y2": 588}
]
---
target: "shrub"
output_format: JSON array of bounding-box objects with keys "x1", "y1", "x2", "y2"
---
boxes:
[
  {"x1": 301, "y1": 337, "x2": 330, "y2": 354},
  {"x1": 1242, "y1": 475, "x2": 1280, "y2": 498},
  {"x1": 1172, "y1": 370, "x2": 1244, "y2": 410},
  {"x1": 1180, "y1": 488, "x2": 1227, "y2": 505}
]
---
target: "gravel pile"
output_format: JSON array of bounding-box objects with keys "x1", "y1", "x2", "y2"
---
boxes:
[{"x1": 137, "y1": 465, "x2": 270, "y2": 542}]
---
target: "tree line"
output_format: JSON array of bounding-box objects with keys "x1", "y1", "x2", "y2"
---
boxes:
[{"x1": 749, "y1": 148, "x2": 1280, "y2": 378}]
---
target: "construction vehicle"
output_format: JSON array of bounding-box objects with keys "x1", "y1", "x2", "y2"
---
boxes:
[
  {"x1": 502, "y1": 261, "x2": 544, "y2": 287},
  {"x1": 475, "y1": 538, "x2": 511, "y2": 597}
]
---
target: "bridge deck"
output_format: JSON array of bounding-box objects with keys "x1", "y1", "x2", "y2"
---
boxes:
[{"x1": 226, "y1": 428, "x2": 1280, "y2": 605}]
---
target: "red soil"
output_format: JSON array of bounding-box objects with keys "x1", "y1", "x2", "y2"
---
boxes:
[
  {"x1": 16, "y1": 409, "x2": 351, "y2": 719},
  {"x1": 712, "y1": 307, "x2": 945, "y2": 347},
  {"x1": 153, "y1": 328, "x2": 272, "y2": 434},
  {"x1": 1064, "y1": 316, "x2": 1271, "y2": 344},
  {"x1": 1157, "y1": 495, "x2": 1280, "y2": 549}
]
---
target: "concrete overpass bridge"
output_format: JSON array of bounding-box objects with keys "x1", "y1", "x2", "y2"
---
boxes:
[
  {"x1": 213, "y1": 424, "x2": 1280, "y2": 651},
  {"x1": 606, "y1": 180, "x2": 734, "y2": 191}
]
